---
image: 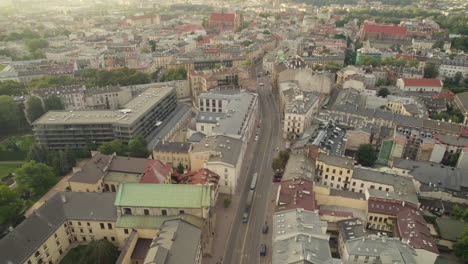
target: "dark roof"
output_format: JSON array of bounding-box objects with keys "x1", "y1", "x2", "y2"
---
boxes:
[
  {"x1": 337, "y1": 218, "x2": 367, "y2": 241},
  {"x1": 109, "y1": 156, "x2": 148, "y2": 174},
  {"x1": 0, "y1": 192, "x2": 116, "y2": 264},
  {"x1": 276, "y1": 179, "x2": 317, "y2": 212},
  {"x1": 396, "y1": 208, "x2": 439, "y2": 254},
  {"x1": 154, "y1": 141, "x2": 192, "y2": 153},
  {"x1": 69, "y1": 153, "x2": 111, "y2": 184},
  {"x1": 131, "y1": 238, "x2": 152, "y2": 259}
]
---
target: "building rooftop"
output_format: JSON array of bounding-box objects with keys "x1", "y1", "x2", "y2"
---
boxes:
[
  {"x1": 273, "y1": 209, "x2": 331, "y2": 264},
  {"x1": 337, "y1": 218, "x2": 368, "y2": 241},
  {"x1": 115, "y1": 182, "x2": 212, "y2": 208},
  {"x1": 362, "y1": 24, "x2": 407, "y2": 35},
  {"x1": 191, "y1": 135, "x2": 243, "y2": 167},
  {"x1": 396, "y1": 208, "x2": 439, "y2": 254},
  {"x1": 0, "y1": 192, "x2": 116, "y2": 264},
  {"x1": 282, "y1": 153, "x2": 315, "y2": 181},
  {"x1": 317, "y1": 153, "x2": 354, "y2": 169},
  {"x1": 144, "y1": 219, "x2": 202, "y2": 264},
  {"x1": 345, "y1": 236, "x2": 417, "y2": 263},
  {"x1": 176, "y1": 168, "x2": 220, "y2": 185},
  {"x1": 280, "y1": 81, "x2": 320, "y2": 115},
  {"x1": 34, "y1": 86, "x2": 174, "y2": 126},
  {"x1": 401, "y1": 78, "x2": 443, "y2": 87},
  {"x1": 116, "y1": 214, "x2": 204, "y2": 230},
  {"x1": 154, "y1": 141, "x2": 192, "y2": 153},
  {"x1": 276, "y1": 178, "x2": 317, "y2": 212}
]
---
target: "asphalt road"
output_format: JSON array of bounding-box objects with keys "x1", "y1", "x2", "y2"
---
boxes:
[{"x1": 223, "y1": 63, "x2": 282, "y2": 264}]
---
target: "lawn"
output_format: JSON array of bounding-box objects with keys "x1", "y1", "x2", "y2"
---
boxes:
[
  {"x1": 0, "y1": 163, "x2": 21, "y2": 180},
  {"x1": 60, "y1": 245, "x2": 87, "y2": 264}
]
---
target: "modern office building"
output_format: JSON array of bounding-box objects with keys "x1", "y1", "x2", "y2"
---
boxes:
[{"x1": 33, "y1": 87, "x2": 177, "y2": 149}]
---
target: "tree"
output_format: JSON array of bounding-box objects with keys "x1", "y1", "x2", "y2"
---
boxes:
[
  {"x1": 241, "y1": 58, "x2": 252, "y2": 66},
  {"x1": 0, "y1": 80, "x2": 25, "y2": 96},
  {"x1": 423, "y1": 63, "x2": 439, "y2": 78},
  {"x1": 26, "y1": 96, "x2": 45, "y2": 123},
  {"x1": 0, "y1": 186, "x2": 23, "y2": 225},
  {"x1": 149, "y1": 40, "x2": 157, "y2": 52},
  {"x1": 454, "y1": 228, "x2": 468, "y2": 262},
  {"x1": 377, "y1": 88, "x2": 390, "y2": 98},
  {"x1": 356, "y1": 144, "x2": 376, "y2": 167},
  {"x1": 15, "y1": 161, "x2": 56, "y2": 195},
  {"x1": 44, "y1": 95, "x2": 64, "y2": 111},
  {"x1": 0, "y1": 95, "x2": 26, "y2": 135},
  {"x1": 97, "y1": 139, "x2": 126, "y2": 155},
  {"x1": 24, "y1": 38, "x2": 48, "y2": 53},
  {"x1": 223, "y1": 197, "x2": 232, "y2": 207},
  {"x1": 263, "y1": 30, "x2": 271, "y2": 35},
  {"x1": 194, "y1": 35, "x2": 204, "y2": 42},
  {"x1": 128, "y1": 136, "x2": 149, "y2": 158},
  {"x1": 432, "y1": 39, "x2": 445, "y2": 49},
  {"x1": 159, "y1": 67, "x2": 187, "y2": 82},
  {"x1": 241, "y1": 40, "x2": 253, "y2": 47},
  {"x1": 344, "y1": 49, "x2": 356, "y2": 65},
  {"x1": 78, "y1": 239, "x2": 119, "y2": 264},
  {"x1": 272, "y1": 158, "x2": 282, "y2": 172},
  {"x1": 26, "y1": 144, "x2": 50, "y2": 164},
  {"x1": 140, "y1": 47, "x2": 150, "y2": 53},
  {"x1": 176, "y1": 162, "x2": 185, "y2": 174},
  {"x1": 28, "y1": 75, "x2": 76, "y2": 90}
]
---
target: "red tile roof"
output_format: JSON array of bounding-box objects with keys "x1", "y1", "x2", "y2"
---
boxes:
[
  {"x1": 396, "y1": 54, "x2": 414, "y2": 60},
  {"x1": 433, "y1": 91, "x2": 455, "y2": 101},
  {"x1": 276, "y1": 179, "x2": 317, "y2": 212},
  {"x1": 139, "y1": 160, "x2": 172, "y2": 184},
  {"x1": 396, "y1": 208, "x2": 439, "y2": 254},
  {"x1": 402, "y1": 78, "x2": 442, "y2": 87},
  {"x1": 210, "y1": 13, "x2": 236, "y2": 23},
  {"x1": 362, "y1": 24, "x2": 407, "y2": 35},
  {"x1": 176, "y1": 168, "x2": 220, "y2": 185}
]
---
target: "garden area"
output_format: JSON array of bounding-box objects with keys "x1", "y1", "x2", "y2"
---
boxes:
[{"x1": 60, "y1": 240, "x2": 120, "y2": 264}]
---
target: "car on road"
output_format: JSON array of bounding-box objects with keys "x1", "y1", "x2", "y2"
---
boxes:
[
  {"x1": 260, "y1": 244, "x2": 267, "y2": 256},
  {"x1": 255, "y1": 135, "x2": 259, "y2": 141},
  {"x1": 259, "y1": 83, "x2": 265, "y2": 86},
  {"x1": 242, "y1": 212, "x2": 249, "y2": 223},
  {"x1": 262, "y1": 223, "x2": 269, "y2": 233},
  {"x1": 377, "y1": 232, "x2": 388, "y2": 237}
]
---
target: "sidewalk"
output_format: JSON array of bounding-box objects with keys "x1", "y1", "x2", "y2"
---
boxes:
[{"x1": 24, "y1": 159, "x2": 88, "y2": 217}]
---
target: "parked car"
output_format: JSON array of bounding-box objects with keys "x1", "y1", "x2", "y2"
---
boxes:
[
  {"x1": 262, "y1": 222, "x2": 269, "y2": 233},
  {"x1": 260, "y1": 244, "x2": 267, "y2": 256},
  {"x1": 431, "y1": 210, "x2": 443, "y2": 217},
  {"x1": 255, "y1": 135, "x2": 259, "y2": 141}
]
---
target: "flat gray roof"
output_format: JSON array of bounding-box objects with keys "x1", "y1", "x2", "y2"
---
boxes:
[{"x1": 34, "y1": 87, "x2": 174, "y2": 126}]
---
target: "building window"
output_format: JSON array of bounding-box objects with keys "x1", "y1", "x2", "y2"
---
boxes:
[
  {"x1": 107, "y1": 223, "x2": 113, "y2": 230},
  {"x1": 361, "y1": 183, "x2": 364, "y2": 188},
  {"x1": 89, "y1": 229, "x2": 92, "y2": 234},
  {"x1": 68, "y1": 221, "x2": 73, "y2": 226},
  {"x1": 332, "y1": 169, "x2": 336, "y2": 174},
  {"x1": 80, "y1": 229, "x2": 84, "y2": 233},
  {"x1": 56, "y1": 241, "x2": 60, "y2": 246},
  {"x1": 326, "y1": 168, "x2": 329, "y2": 172},
  {"x1": 144, "y1": 209, "x2": 150, "y2": 215},
  {"x1": 325, "y1": 175, "x2": 328, "y2": 179},
  {"x1": 352, "y1": 182, "x2": 356, "y2": 186},
  {"x1": 54, "y1": 233, "x2": 58, "y2": 238},
  {"x1": 162, "y1": 210, "x2": 167, "y2": 216},
  {"x1": 111, "y1": 237, "x2": 116, "y2": 242},
  {"x1": 124, "y1": 208, "x2": 132, "y2": 215},
  {"x1": 331, "y1": 176, "x2": 335, "y2": 181},
  {"x1": 180, "y1": 210, "x2": 185, "y2": 214},
  {"x1": 73, "y1": 236, "x2": 77, "y2": 241},
  {"x1": 100, "y1": 223, "x2": 105, "y2": 229},
  {"x1": 124, "y1": 229, "x2": 129, "y2": 234},
  {"x1": 78, "y1": 222, "x2": 81, "y2": 226},
  {"x1": 82, "y1": 237, "x2": 86, "y2": 242},
  {"x1": 87, "y1": 222, "x2": 90, "y2": 226},
  {"x1": 59, "y1": 249, "x2": 63, "y2": 255}
]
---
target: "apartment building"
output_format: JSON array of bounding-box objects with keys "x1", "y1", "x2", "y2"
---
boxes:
[
  {"x1": 31, "y1": 85, "x2": 86, "y2": 111},
  {"x1": 279, "y1": 81, "x2": 321, "y2": 138},
  {"x1": 69, "y1": 152, "x2": 172, "y2": 192},
  {"x1": 396, "y1": 78, "x2": 443, "y2": 93},
  {"x1": 33, "y1": 87, "x2": 177, "y2": 149},
  {"x1": 315, "y1": 153, "x2": 354, "y2": 190},
  {"x1": 195, "y1": 91, "x2": 259, "y2": 141},
  {"x1": 190, "y1": 135, "x2": 244, "y2": 194},
  {"x1": 153, "y1": 140, "x2": 192, "y2": 170}
]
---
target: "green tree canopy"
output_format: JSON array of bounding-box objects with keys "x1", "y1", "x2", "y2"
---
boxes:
[
  {"x1": 24, "y1": 38, "x2": 49, "y2": 53},
  {"x1": 97, "y1": 139, "x2": 126, "y2": 155},
  {"x1": 356, "y1": 144, "x2": 376, "y2": 167},
  {"x1": 454, "y1": 227, "x2": 468, "y2": 262},
  {"x1": 0, "y1": 95, "x2": 21, "y2": 122},
  {"x1": 377, "y1": 88, "x2": 390, "y2": 98},
  {"x1": 241, "y1": 40, "x2": 253, "y2": 47},
  {"x1": 0, "y1": 80, "x2": 25, "y2": 96},
  {"x1": 26, "y1": 144, "x2": 49, "y2": 164},
  {"x1": 26, "y1": 96, "x2": 45, "y2": 122},
  {"x1": 159, "y1": 67, "x2": 187, "y2": 82},
  {"x1": 424, "y1": 63, "x2": 439, "y2": 78},
  {"x1": 28, "y1": 75, "x2": 76, "y2": 90},
  {"x1": 44, "y1": 95, "x2": 64, "y2": 111},
  {"x1": 128, "y1": 136, "x2": 149, "y2": 158},
  {"x1": 176, "y1": 162, "x2": 185, "y2": 174},
  {"x1": 0, "y1": 186, "x2": 23, "y2": 225},
  {"x1": 79, "y1": 239, "x2": 119, "y2": 264},
  {"x1": 15, "y1": 161, "x2": 56, "y2": 195}
]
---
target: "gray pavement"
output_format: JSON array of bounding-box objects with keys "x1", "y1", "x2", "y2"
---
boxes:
[{"x1": 222, "y1": 62, "x2": 283, "y2": 264}]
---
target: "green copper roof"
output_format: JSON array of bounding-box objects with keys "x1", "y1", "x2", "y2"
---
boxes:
[
  {"x1": 114, "y1": 183, "x2": 212, "y2": 208},
  {"x1": 116, "y1": 214, "x2": 204, "y2": 229}
]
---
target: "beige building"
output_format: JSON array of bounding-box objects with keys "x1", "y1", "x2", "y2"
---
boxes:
[
  {"x1": 315, "y1": 153, "x2": 354, "y2": 190},
  {"x1": 153, "y1": 141, "x2": 192, "y2": 170}
]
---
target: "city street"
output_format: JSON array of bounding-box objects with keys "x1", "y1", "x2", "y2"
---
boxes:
[{"x1": 222, "y1": 62, "x2": 283, "y2": 264}]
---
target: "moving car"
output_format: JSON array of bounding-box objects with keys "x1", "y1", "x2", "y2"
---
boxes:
[
  {"x1": 242, "y1": 212, "x2": 249, "y2": 223},
  {"x1": 260, "y1": 244, "x2": 267, "y2": 256},
  {"x1": 262, "y1": 222, "x2": 269, "y2": 233}
]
